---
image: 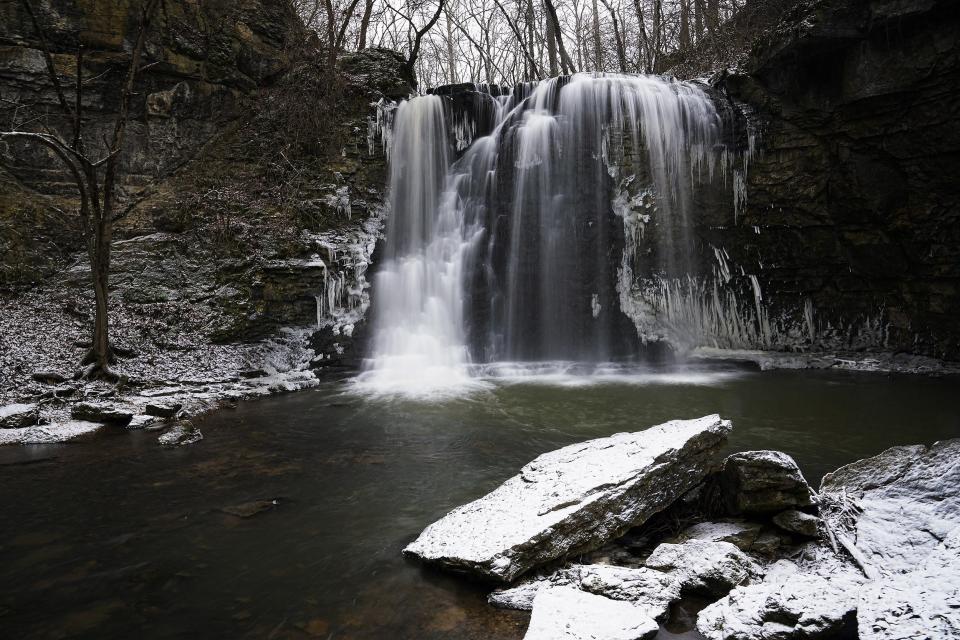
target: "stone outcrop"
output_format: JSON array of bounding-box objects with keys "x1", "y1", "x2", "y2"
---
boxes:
[
  {"x1": 719, "y1": 450, "x2": 816, "y2": 514},
  {"x1": 157, "y1": 420, "x2": 202, "y2": 446},
  {"x1": 404, "y1": 415, "x2": 732, "y2": 582}
]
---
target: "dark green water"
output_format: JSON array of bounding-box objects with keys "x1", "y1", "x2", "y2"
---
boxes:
[{"x1": 1, "y1": 367, "x2": 958, "y2": 639}]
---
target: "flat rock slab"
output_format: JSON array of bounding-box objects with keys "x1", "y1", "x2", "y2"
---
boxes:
[
  {"x1": 523, "y1": 585, "x2": 659, "y2": 640},
  {"x1": 405, "y1": 415, "x2": 732, "y2": 582}
]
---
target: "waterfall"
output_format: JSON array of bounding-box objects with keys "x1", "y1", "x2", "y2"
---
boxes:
[
  {"x1": 353, "y1": 96, "x2": 485, "y2": 396},
  {"x1": 356, "y1": 74, "x2": 736, "y2": 397}
]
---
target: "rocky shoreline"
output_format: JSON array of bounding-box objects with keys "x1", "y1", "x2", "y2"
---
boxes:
[{"x1": 403, "y1": 415, "x2": 960, "y2": 639}]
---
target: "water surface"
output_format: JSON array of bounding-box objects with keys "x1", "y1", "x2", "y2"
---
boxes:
[{"x1": 2, "y1": 367, "x2": 959, "y2": 639}]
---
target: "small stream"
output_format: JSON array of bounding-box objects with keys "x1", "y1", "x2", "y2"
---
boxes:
[{"x1": 2, "y1": 366, "x2": 959, "y2": 639}]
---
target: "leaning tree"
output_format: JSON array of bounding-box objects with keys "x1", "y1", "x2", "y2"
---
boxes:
[{"x1": 0, "y1": 0, "x2": 161, "y2": 380}]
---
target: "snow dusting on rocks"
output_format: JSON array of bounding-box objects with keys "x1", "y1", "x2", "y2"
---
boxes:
[{"x1": 404, "y1": 415, "x2": 733, "y2": 582}]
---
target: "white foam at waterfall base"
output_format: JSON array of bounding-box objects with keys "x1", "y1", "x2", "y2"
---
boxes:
[{"x1": 473, "y1": 362, "x2": 744, "y2": 387}]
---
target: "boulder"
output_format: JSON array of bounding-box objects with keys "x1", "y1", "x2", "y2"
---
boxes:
[
  {"x1": 70, "y1": 402, "x2": 133, "y2": 426},
  {"x1": 404, "y1": 415, "x2": 732, "y2": 582},
  {"x1": 523, "y1": 585, "x2": 659, "y2": 640},
  {"x1": 772, "y1": 509, "x2": 820, "y2": 538},
  {"x1": 145, "y1": 402, "x2": 183, "y2": 418},
  {"x1": 0, "y1": 403, "x2": 40, "y2": 429},
  {"x1": 158, "y1": 421, "x2": 203, "y2": 446},
  {"x1": 819, "y1": 438, "x2": 960, "y2": 578},
  {"x1": 720, "y1": 450, "x2": 816, "y2": 514}
]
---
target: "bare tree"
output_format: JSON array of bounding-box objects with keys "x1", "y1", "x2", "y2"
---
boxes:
[{"x1": 1, "y1": 0, "x2": 162, "y2": 379}]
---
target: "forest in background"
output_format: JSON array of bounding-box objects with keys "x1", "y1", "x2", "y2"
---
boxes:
[{"x1": 291, "y1": 0, "x2": 794, "y2": 87}]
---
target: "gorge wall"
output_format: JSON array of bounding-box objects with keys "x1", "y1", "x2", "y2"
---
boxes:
[{"x1": 716, "y1": 0, "x2": 960, "y2": 359}]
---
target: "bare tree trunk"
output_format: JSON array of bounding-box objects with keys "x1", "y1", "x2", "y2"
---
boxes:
[
  {"x1": 358, "y1": 0, "x2": 374, "y2": 49},
  {"x1": 707, "y1": 0, "x2": 719, "y2": 33},
  {"x1": 545, "y1": 0, "x2": 558, "y2": 76},
  {"x1": 680, "y1": 0, "x2": 690, "y2": 50},
  {"x1": 544, "y1": 0, "x2": 575, "y2": 73},
  {"x1": 694, "y1": 0, "x2": 705, "y2": 40},
  {"x1": 631, "y1": 0, "x2": 652, "y2": 72},
  {"x1": 525, "y1": 0, "x2": 536, "y2": 79},
  {"x1": 600, "y1": 0, "x2": 626, "y2": 72},
  {"x1": 590, "y1": 0, "x2": 603, "y2": 71},
  {"x1": 445, "y1": 8, "x2": 457, "y2": 83},
  {"x1": 652, "y1": 0, "x2": 662, "y2": 70},
  {"x1": 406, "y1": 0, "x2": 447, "y2": 84}
]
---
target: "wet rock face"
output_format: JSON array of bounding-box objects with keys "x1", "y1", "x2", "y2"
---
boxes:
[
  {"x1": 715, "y1": 0, "x2": 960, "y2": 359},
  {"x1": 404, "y1": 415, "x2": 732, "y2": 583}
]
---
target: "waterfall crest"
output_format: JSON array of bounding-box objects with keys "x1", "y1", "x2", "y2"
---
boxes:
[{"x1": 355, "y1": 73, "x2": 739, "y2": 397}]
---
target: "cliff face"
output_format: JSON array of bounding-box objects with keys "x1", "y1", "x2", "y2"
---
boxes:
[
  {"x1": 0, "y1": 0, "x2": 298, "y2": 284},
  {"x1": 714, "y1": 0, "x2": 960, "y2": 359},
  {"x1": 0, "y1": 1, "x2": 414, "y2": 408}
]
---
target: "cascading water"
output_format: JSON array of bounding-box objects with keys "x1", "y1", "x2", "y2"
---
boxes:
[
  {"x1": 352, "y1": 96, "x2": 485, "y2": 396},
  {"x1": 355, "y1": 73, "x2": 739, "y2": 397}
]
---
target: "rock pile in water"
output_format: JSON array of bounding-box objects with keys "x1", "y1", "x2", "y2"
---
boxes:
[{"x1": 403, "y1": 415, "x2": 960, "y2": 640}]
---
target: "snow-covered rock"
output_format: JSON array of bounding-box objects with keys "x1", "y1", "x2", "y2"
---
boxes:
[
  {"x1": 158, "y1": 421, "x2": 203, "y2": 446},
  {"x1": 404, "y1": 415, "x2": 732, "y2": 582},
  {"x1": 145, "y1": 402, "x2": 182, "y2": 418},
  {"x1": 0, "y1": 403, "x2": 39, "y2": 429},
  {"x1": 490, "y1": 539, "x2": 760, "y2": 619},
  {"x1": 819, "y1": 438, "x2": 960, "y2": 578},
  {"x1": 696, "y1": 558, "x2": 864, "y2": 640},
  {"x1": 720, "y1": 450, "x2": 816, "y2": 514},
  {"x1": 772, "y1": 509, "x2": 820, "y2": 538},
  {"x1": 0, "y1": 420, "x2": 102, "y2": 445},
  {"x1": 858, "y1": 527, "x2": 960, "y2": 640},
  {"x1": 70, "y1": 402, "x2": 134, "y2": 426},
  {"x1": 644, "y1": 540, "x2": 762, "y2": 595},
  {"x1": 698, "y1": 439, "x2": 960, "y2": 639},
  {"x1": 523, "y1": 585, "x2": 659, "y2": 640}
]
